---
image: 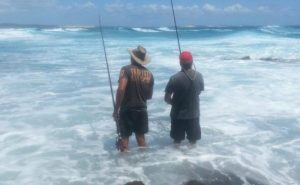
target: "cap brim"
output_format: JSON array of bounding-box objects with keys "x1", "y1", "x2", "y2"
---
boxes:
[{"x1": 128, "y1": 49, "x2": 151, "y2": 65}]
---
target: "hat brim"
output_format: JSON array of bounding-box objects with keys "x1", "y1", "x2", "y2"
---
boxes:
[{"x1": 128, "y1": 49, "x2": 151, "y2": 65}]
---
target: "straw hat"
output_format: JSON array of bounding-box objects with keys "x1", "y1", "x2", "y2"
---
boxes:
[{"x1": 128, "y1": 45, "x2": 150, "y2": 65}]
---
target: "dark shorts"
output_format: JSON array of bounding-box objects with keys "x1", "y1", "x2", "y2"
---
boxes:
[
  {"x1": 119, "y1": 109, "x2": 149, "y2": 137},
  {"x1": 170, "y1": 117, "x2": 201, "y2": 142}
]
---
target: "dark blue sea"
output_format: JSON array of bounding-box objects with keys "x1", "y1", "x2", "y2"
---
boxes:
[{"x1": 0, "y1": 25, "x2": 300, "y2": 185}]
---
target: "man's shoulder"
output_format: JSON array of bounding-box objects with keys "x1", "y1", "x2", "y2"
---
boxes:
[
  {"x1": 122, "y1": 64, "x2": 150, "y2": 71},
  {"x1": 139, "y1": 66, "x2": 153, "y2": 76},
  {"x1": 195, "y1": 71, "x2": 203, "y2": 79},
  {"x1": 170, "y1": 70, "x2": 203, "y2": 81},
  {"x1": 121, "y1": 64, "x2": 153, "y2": 77},
  {"x1": 170, "y1": 71, "x2": 184, "y2": 80},
  {"x1": 195, "y1": 70, "x2": 202, "y2": 75},
  {"x1": 121, "y1": 64, "x2": 132, "y2": 70},
  {"x1": 172, "y1": 70, "x2": 183, "y2": 77}
]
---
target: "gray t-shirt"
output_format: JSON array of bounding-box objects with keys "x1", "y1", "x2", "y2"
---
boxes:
[
  {"x1": 120, "y1": 64, "x2": 154, "y2": 111},
  {"x1": 165, "y1": 69, "x2": 204, "y2": 119}
]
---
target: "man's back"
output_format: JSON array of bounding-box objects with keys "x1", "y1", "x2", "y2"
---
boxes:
[
  {"x1": 166, "y1": 69, "x2": 204, "y2": 119},
  {"x1": 164, "y1": 51, "x2": 204, "y2": 144},
  {"x1": 121, "y1": 64, "x2": 154, "y2": 110}
]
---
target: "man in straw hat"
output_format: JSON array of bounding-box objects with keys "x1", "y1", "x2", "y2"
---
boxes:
[
  {"x1": 113, "y1": 45, "x2": 154, "y2": 152},
  {"x1": 164, "y1": 51, "x2": 204, "y2": 145}
]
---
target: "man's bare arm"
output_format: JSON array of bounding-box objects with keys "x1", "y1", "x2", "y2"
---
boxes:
[
  {"x1": 113, "y1": 75, "x2": 127, "y2": 121},
  {"x1": 164, "y1": 92, "x2": 172, "y2": 105}
]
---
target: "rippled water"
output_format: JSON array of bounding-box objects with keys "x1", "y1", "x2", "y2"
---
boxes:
[{"x1": 0, "y1": 26, "x2": 300, "y2": 185}]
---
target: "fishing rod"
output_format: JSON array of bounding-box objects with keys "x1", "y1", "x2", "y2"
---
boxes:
[
  {"x1": 170, "y1": 0, "x2": 181, "y2": 54},
  {"x1": 98, "y1": 16, "x2": 115, "y2": 107},
  {"x1": 170, "y1": 0, "x2": 197, "y2": 70},
  {"x1": 98, "y1": 15, "x2": 122, "y2": 151}
]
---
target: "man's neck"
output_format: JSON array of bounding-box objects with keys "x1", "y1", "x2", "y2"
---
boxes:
[{"x1": 131, "y1": 62, "x2": 145, "y2": 68}]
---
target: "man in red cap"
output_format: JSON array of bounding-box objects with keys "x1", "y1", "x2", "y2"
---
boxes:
[
  {"x1": 113, "y1": 46, "x2": 154, "y2": 152},
  {"x1": 164, "y1": 51, "x2": 204, "y2": 145}
]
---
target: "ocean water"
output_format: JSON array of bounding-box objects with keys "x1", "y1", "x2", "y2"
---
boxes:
[{"x1": 0, "y1": 25, "x2": 300, "y2": 185}]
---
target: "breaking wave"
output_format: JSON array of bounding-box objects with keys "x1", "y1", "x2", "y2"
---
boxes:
[
  {"x1": 0, "y1": 25, "x2": 300, "y2": 185},
  {"x1": 0, "y1": 28, "x2": 42, "y2": 41},
  {"x1": 131, "y1": 27, "x2": 160, "y2": 33},
  {"x1": 157, "y1": 27, "x2": 175, "y2": 32}
]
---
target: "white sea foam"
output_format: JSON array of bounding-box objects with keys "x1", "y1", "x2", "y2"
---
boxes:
[
  {"x1": 260, "y1": 25, "x2": 300, "y2": 36},
  {"x1": 43, "y1": 28, "x2": 65, "y2": 32},
  {"x1": 64, "y1": 28, "x2": 87, "y2": 32},
  {"x1": 0, "y1": 26, "x2": 299, "y2": 185},
  {"x1": 202, "y1": 28, "x2": 233, "y2": 32},
  {"x1": 0, "y1": 28, "x2": 37, "y2": 41},
  {"x1": 41, "y1": 92, "x2": 57, "y2": 96},
  {"x1": 131, "y1": 27, "x2": 160, "y2": 33},
  {"x1": 157, "y1": 27, "x2": 175, "y2": 32}
]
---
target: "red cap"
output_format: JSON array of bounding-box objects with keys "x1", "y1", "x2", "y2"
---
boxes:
[{"x1": 179, "y1": 51, "x2": 193, "y2": 64}]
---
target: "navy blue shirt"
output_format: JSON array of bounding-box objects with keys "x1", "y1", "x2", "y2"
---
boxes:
[{"x1": 165, "y1": 69, "x2": 204, "y2": 119}]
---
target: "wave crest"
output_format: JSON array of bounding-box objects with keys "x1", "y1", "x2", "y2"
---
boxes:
[
  {"x1": 131, "y1": 27, "x2": 160, "y2": 33},
  {"x1": 157, "y1": 27, "x2": 175, "y2": 32}
]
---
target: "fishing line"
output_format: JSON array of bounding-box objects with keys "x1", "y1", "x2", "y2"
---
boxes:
[
  {"x1": 98, "y1": 15, "x2": 116, "y2": 108},
  {"x1": 153, "y1": 120, "x2": 169, "y2": 133},
  {"x1": 98, "y1": 14, "x2": 122, "y2": 150},
  {"x1": 170, "y1": 0, "x2": 181, "y2": 54},
  {"x1": 170, "y1": 0, "x2": 197, "y2": 70}
]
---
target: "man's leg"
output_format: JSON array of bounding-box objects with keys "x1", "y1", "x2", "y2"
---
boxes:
[
  {"x1": 135, "y1": 134, "x2": 146, "y2": 147},
  {"x1": 119, "y1": 110, "x2": 132, "y2": 152},
  {"x1": 171, "y1": 118, "x2": 185, "y2": 145},
  {"x1": 132, "y1": 109, "x2": 148, "y2": 148},
  {"x1": 186, "y1": 118, "x2": 201, "y2": 145},
  {"x1": 174, "y1": 139, "x2": 181, "y2": 144},
  {"x1": 121, "y1": 137, "x2": 129, "y2": 152},
  {"x1": 188, "y1": 140, "x2": 196, "y2": 145}
]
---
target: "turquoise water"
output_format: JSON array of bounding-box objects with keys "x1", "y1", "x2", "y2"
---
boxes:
[{"x1": 0, "y1": 26, "x2": 300, "y2": 185}]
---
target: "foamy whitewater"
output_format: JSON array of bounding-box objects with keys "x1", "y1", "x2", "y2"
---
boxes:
[{"x1": 0, "y1": 25, "x2": 300, "y2": 185}]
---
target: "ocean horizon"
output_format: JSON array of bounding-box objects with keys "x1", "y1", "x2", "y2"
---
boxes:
[{"x1": 1, "y1": 22, "x2": 300, "y2": 28}]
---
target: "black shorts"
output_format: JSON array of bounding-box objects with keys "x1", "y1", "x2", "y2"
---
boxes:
[
  {"x1": 119, "y1": 109, "x2": 149, "y2": 137},
  {"x1": 170, "y1": 117, "x2": 201, "y2": 141}
]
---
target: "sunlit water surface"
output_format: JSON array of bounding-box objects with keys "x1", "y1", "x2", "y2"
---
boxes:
[{"x1": 0, "y1": 26, "x2": 300, "y2": 185}]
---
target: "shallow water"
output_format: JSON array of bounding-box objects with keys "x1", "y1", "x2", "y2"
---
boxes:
[{"x1": 0, "y1": 26, "x2": 300, "y2": 185}]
